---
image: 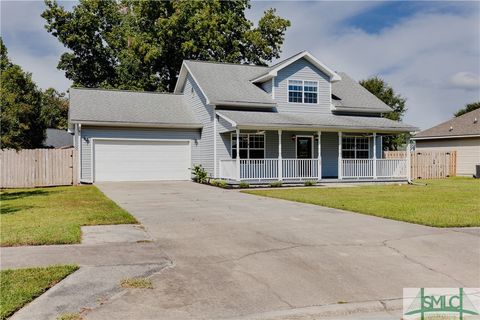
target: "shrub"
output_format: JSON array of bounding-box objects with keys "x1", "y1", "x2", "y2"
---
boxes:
[
  {"x1": 269, "y1": 181, "x2": 283, "y2": 188},
  {"x1": 304, "y1": 180, "x2": 316, "y2": 186},
  {"x1": 210, "y1": 179, "x2": 218, "y2": 186},
  {"x1": 218, "y1": 180, "x2": 228, "y2": 188},
  {"x1": 239, "y1": 181, "x2": 250, "y2": 188},
  {"x1": 191, "y1": 165, "x2": 208, "y2": 183}
]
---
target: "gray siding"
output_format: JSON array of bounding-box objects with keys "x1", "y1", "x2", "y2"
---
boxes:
[
  {"x1": 273, "y1": 58, "x2": 331, "y2": 114},
  {"x1": 182, "y1": 74, "x2": 215, "y2": 175},
  {"x1": 261, "y1": 79, "x2": 273, "y2": 96},
  {"x1": 80, "y1": 127, "x2": 200, "y2": 182}
]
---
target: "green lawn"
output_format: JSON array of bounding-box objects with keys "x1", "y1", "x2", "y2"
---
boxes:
[
  {"x1": 1, "y1": 186, "x2": 137, "y2": 246},
  {"x1": 244, "y1": 177, "x2": 480, "y2": 227},
  {"x1": 0, "y1": 265, "x2": 78, "y2": 319}
]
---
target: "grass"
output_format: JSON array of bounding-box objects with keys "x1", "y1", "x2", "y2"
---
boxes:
[
  {"x1": 0, "y1": 186, "x2": 137, "y2": 246},
  {"x1": 120, "y1": 278, "x2": 153, "y2": 289},
  {"x1": 0, "y1": 265, "x2": 78, "y2": 320},
  {"x1": 243, "y1": 177, "x2": 480, "y2": 227}
]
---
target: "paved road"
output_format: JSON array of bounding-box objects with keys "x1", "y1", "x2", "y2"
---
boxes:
[{"x1": 82, "y1": 181, "x2": 479, "y2": 319}]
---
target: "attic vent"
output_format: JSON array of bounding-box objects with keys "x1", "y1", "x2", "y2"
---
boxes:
[
  {"x1": 449, "y1": 126, "x2": 453, "y2": 131},
  {"x1": 474, "y1": 117, "x2": 478, "y2": 124}
]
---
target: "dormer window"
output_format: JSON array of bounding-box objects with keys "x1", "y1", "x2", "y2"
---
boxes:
[{"x1": 288, "y1": 80, "x2": 318, "y2": 104}]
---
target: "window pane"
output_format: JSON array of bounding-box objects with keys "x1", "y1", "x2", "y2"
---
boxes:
[
  {"x1": 304, "y1": 81, "x2": 318, "y2": 92},
  {"x1": 342, "y1": 150, "x2": 355, "y2": 159},
  {"x1": 289, "y1": 91, "x2": 302, "y2": 103},
  {"x1": 249, "y1": 134, "x2": 264, "y2": 149},
  {"x1": 249, "y1": 149, "x2": 264, "y2": 159},
  {"x1": 304, "y1": 92, "x2": 317, "y2": 104},
  {"x1": 356, "y1": 150, "x2": 369, "y2": 159}
]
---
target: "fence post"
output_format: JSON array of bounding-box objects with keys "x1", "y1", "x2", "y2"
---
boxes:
[{"x1": 406, "y1": 135, "x2": 411, "y2": 181}]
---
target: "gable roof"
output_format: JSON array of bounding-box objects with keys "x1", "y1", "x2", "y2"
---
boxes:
[
  {"x1": 413, "y1": 108, "x2": 480, "y2": 139},
  {"x1": 250, "y1": 51, "x2": 341, "y2": 83},
  {"x1": 331, "y1": 72, "x2": 393, "y2": 113},
  {"x1": 217, "y1": 110, "x2": 417, "y2": 133},
  {"x1": 69, "y1": 88, "x2": 202, "y2": 128},
  {"x1": 174, "y1": 60, "x2": 275, "y2": 107}
]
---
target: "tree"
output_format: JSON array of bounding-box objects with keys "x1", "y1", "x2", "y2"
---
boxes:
[
  {"x1": 42, "y1": 0, "x2": 291, "y2": 92},
  {"x1": 0, "y1": 38, "x2": 45, "y2": 149},
  {"x1": 41, "y1": 88, "x2": 69, "y2": 130},
  {"x1": 359, "y1": 76, "x2": 407, "y2": 150},
  {"x1": 454, "y1": 102, "x2": 480, "y2": 117}
]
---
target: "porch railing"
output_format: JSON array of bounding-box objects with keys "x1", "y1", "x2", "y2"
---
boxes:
[
  {"x1": 341, "y1": 159, "x2": 407, "y2": 179},
  {"x1": 282, "y1": 159, "x2": 318, "y2": 179},
  {"x1": 219, "y1": 158, "x2": 408, "y2": 181}
]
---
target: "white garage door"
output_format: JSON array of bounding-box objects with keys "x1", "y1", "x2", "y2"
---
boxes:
[{"x1": 94, "y1": 139, "x2": 191, "y2": 182}]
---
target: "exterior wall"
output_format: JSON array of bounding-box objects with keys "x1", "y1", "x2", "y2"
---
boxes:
[
  {"x1": 415, "y1": 137, "x2": 480, "y2": 176},
  {"x1": 273, "y1": 58, "x2": 331, "y2": 114},
  {"x1": 182, "y1": 74, "x2": 215, "y2": 175},
  {"x1": 260, "y1": 79, "x2": 273, "y2": 97},
  {"x1": 80, "y1": 126, "x2": 200, "y2": 182}
]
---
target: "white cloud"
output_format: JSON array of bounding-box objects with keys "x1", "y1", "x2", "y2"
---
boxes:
[
  {"x1": 449, "y1": 72, "x2": 480, "y2": 91},
  {"x1": 250, "y1": 2, "x2": 480, "y2": 130}
]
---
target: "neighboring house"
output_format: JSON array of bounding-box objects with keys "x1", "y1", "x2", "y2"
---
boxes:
[
  {"x1": 69, "y1": 51, "x2": 417, "y2": 183},
  {"x1": 412, "y1": 109, "x2": 480, "y2": 177},
  {"x1": 44, "y1": 128, "x2": 74, "y2": 148}
]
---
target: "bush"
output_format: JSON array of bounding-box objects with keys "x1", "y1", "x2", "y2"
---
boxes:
[
  {"x1": 269, "y1": 181, "x2": 283, "y2": 188},
  {"x1": 218, "y1": 180, "x2": 228, "y2": 188},
  {"x1": 210, "y1": 179, "x2": 218, "y2": 186},
  {"x1": 304, "y1": 180, "x2": 316, "y2": 186},
  {"x1": 239, "y1": 181, "x2": 250, "y2": 188},
  {"x1": 191, "y1": 165, "x2": 208, "y2": 183}
]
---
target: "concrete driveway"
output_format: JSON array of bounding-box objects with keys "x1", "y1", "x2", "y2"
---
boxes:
[{"x1": 87, "y1": 181, "x2": 479, "y2": 319}]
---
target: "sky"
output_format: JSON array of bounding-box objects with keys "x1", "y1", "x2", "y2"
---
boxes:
[{"x1": 1, "y1": 1, "x2": 479, "y2": 130}]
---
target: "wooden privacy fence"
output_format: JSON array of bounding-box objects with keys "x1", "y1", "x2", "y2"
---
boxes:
[
  {"x1": 384, "y1": 150, "x2": 457, "y2": 179},
  {"x1": 1, "y1": 148, "x2": 78, "y2": 188}
]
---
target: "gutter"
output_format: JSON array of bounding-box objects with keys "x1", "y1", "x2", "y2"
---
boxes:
[
  {"x1": 69, "y1": 120, "x2": 203, "y2": 129},
  {"x1": 412, "y1": 134, "x2": 480, "y2": 140}
]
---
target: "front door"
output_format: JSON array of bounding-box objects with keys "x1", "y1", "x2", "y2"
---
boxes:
[{"x1": 296, "y1": 137, "x2": 312, "y2": 159}]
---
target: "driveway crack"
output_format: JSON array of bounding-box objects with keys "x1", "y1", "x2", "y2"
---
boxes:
[{"x1": 382, "y1": 239, "x2": 466, "y2": 287}]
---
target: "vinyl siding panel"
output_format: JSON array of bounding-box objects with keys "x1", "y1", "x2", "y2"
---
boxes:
[
  {"x1": 274, "y1": 58, "x2": 331, "y2": 114},
  {"x1": 80, "y1": 127, "x2": 200, "y2": 182},
  {"x1": 261, "y1": 79, "x2": 273, "y2": 96},
  {"x1": 182, "y1": 74, "x2": 215, "y2": 175},
  {"x1": 415, "y1": 137, "x2": 480, "y2": 176}
]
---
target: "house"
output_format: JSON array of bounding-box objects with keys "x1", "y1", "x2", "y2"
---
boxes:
[
  {"x1": 412, "y1": 109, "x2": 480, "y2": 177},
  {"x1": 69, "y1": 51, "x2": 417, "y2": 183},
  {"x1": 44, "y1": 128, "x2": 74, "y2": 148}
]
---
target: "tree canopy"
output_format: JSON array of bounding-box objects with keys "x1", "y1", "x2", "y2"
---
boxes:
[
  {"x1": 40, "y1": 88, "x2": 69, "y2": 130},
  {"x1": 359, "y1": 76, "x2": 407, "y2": 150},
  {"x1": 1, "y1": 38, "x2": 45, "y2": 149},
  {"x1": 42, "y1": 0, "x2": 290, "y2": 92},
  {"x1": 454, "y1": 101, "x2": 480, "y2": 117}
]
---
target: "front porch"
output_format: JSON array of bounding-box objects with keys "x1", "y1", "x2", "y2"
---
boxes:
[{"x1": 218, "y1": 129, "x2": 409, "y2": 182}]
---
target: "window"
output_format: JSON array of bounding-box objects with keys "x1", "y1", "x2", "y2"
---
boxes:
[
  {"x1": 288, "y1": 80, "x2": 318, "y2": 104},
  {"x1": 231, "y1": 133, "x2": 265, "y2": 159},
  {"x1": 342, "y1": 136, "x2": 369, "y2": 159}
]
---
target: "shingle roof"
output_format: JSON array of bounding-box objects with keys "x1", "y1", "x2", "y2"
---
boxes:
[
  {"x1": 331, "y1": 73, "x2": 392, "y2": 113},
  {"x1": 44, "y1": 128, "x2": 73, "y2": 148},
  {"x1": 217, "y1": 110, "x2": 417, "y2": 133},
  {"x1": 179, "y1": 56, "x2": 393, "y2": 113},
  {"x1": 413, "y1": 108, "x2": 480, "y2": 139},
  {"x1": 183, "y1": 60, "x2": 274, "y2": 106},
  {"x1": 69, "y1": 88, "x2": 202, "y2": 128}
]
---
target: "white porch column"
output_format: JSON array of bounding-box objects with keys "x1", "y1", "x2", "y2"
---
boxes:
[
  {"x1": 236, "y1": 128, "x2": 241, "y2": 181},
  {"x1": 317, "y1": 131, "x2": 322, "y2": 180},
  {"x1": 278, "y1": 130, "x2": 283, "y2": 181},
  {"x1": 338, "y1": 132, "x2": 342, "y2": 179},
  {"x1": 373, "y1": 132, "x2": 377, "y2": 179},
  {"x1": 406, "y1": 134, "x2": 411, "y2": 181}
]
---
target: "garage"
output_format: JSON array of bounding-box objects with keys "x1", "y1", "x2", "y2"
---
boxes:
[{"x1": 93, "y1": 139, "x2": 191, "y2": 182}]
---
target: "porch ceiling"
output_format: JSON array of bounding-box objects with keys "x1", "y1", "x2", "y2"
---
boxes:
[{"x1": 216, "y1": 110, "x2": 418, "y2": 133}]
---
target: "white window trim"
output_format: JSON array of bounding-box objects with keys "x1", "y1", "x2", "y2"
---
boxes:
[
  {"x1": 295, "y1": 135, "x2": 314, "y2": 159},
  {"x1": 230, "y1": 132, "x2": 266, "y2": 159},
  {"x1": 287, "y1": 79, "x2": 319, "y2": 104},
  {"x1": 341, "y1": 136, "x2": 371, "y2": 159}
]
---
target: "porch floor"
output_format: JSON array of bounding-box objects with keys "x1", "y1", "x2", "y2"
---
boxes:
[{"x1": 224, "y1": 177, "x2": 408, "y2": 186}]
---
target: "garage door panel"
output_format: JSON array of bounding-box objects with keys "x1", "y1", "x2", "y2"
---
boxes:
[{"x1": 94, "y1": 140, "x2": 190, "y2": 181}]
